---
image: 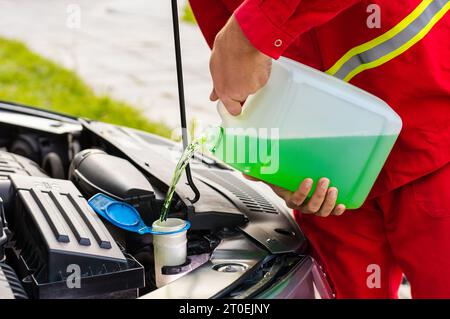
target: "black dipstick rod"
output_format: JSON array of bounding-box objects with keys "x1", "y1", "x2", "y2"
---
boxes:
[{"x1": 170, "y1": 0, "x2": 200, "y2": 203}]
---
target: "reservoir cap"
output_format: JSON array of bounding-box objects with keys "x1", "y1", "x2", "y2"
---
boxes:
[{"x1": 88, "y1": 193, "x2": 190, "y2": 235}]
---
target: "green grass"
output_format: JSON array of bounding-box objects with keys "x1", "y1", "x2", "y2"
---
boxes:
[
  {"x1": 182, "y1": 3, "x2": 196, "y2": 24},
  {"x1": 0, "y1": 37, "x2": 172, "y2": 138}
]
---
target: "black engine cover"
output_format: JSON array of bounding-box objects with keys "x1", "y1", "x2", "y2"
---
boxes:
[{"x1": 9, "y1": 174, "x2": 144, "y2": 298}]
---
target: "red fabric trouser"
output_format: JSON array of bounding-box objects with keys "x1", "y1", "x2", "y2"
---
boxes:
[{"x1": 294, "y1": 163, "x2": 450, "y2": 298}]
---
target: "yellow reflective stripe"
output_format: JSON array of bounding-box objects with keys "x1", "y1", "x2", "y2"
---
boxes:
[
  {"x1": 343, "y1": 1, "x2": 450, "y2": 82},
  {"x1": 326, "y1": 0, "x2": 433, "y2": 76}
]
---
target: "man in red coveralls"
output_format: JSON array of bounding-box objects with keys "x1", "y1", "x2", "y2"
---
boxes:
[{"x1": 189, "y1": 0, "x2": 450, "y2": 298}]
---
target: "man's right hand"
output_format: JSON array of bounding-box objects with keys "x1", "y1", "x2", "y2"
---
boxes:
[
  {"x1": 212, "y1": 17, "x2": 345, "y2": 217},
  {"x1": 209, "y1": 15, "x2": 272, "y2": 116}
]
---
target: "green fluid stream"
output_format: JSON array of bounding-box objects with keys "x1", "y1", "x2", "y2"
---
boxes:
[{"x1": 159, "y1": 138, "x2": 202, "y2": 222}]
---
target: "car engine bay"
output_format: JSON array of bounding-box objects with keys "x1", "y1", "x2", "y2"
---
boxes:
[{"x1": 0, "y1": 102, "x2": 331, "y2": 299}]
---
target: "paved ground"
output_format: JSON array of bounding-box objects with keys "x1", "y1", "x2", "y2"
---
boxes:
[{"x1": 0, "y1": 0, "x2": 218, "y2": 128}]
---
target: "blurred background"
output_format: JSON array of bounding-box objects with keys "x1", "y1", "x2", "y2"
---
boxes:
[{"x1": 0, "y1": 0, "x2": 218, "y2": 138}]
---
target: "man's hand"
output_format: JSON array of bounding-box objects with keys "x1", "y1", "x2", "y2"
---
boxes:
[
  {"x1": 212, "y1": 17, "x2": 344, "y2": 217},
  {"x1": 245, "y1": 175, "x2": 346, "y2": 217},
  {"x1": 210, "y1": 16, "x2": 272, "y2": 116}
]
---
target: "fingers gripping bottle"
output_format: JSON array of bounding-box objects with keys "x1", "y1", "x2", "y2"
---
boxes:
[{"x1": 209, "y1": 57, "x2": 402, "y2": 209}]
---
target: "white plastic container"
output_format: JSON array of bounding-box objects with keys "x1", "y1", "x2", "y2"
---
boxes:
[
  {"x1": 210, "y1": 57, "x2": 402, "y2": 209},
  {"x1": 152, "y1": 218, "x2": 188, "y2": 287}
]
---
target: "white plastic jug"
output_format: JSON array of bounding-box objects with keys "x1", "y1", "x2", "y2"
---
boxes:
[{"x1": 210, "y1": 57, "x2": 402, "y2": 209}]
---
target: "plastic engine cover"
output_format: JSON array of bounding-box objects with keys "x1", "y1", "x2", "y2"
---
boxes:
[{"x1": 9, "y1": 174, "x2": 144, "y2": 298}]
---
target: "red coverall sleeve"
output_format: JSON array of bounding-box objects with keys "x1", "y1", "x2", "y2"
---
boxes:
[
  {"x1": 189, "y1": 0, "x2": 232, "y2": 49},
  {"x1": 234, "y1": 0, "x2": 361, "y2": 58}
]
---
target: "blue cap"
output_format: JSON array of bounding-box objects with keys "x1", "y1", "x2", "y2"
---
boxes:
[{"x1": 88, "y1": 193, "x2": 190, "y2": 235}]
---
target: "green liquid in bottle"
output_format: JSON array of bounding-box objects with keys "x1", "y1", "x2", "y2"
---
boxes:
[{"x1": 211, "y1": 132, "x2": 397, "y2": 209}]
